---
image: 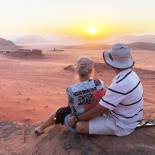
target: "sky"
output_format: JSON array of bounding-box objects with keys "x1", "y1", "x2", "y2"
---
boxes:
[{"x1": 0, "y1": 0, "x2": 155, "y2": 40}]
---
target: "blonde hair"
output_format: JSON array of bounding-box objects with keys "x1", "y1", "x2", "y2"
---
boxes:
[{"x1": 76, "y1": 57, "x2": 94, "y2": 77}]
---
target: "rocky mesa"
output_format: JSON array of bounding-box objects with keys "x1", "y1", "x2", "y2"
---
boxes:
[{"x1": 0, "y1": 121, "x2": 155, "y2": 155}]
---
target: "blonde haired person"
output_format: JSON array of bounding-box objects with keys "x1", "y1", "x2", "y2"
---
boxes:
[{"x1": 35, "y1": 57, "x2": 106, "y2": 135}]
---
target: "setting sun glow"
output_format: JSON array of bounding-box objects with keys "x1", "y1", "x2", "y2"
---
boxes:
[
  {"x1": 0, "y1": 0, "x2": 155, "y2": 39},
  {"x1": 87, "y1": 26, "x2": 97, "y2": 35}
]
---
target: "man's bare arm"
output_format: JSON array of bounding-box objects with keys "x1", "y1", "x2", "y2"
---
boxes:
[{"x1": 78, "y1": 104, "x2": 108, "y2": 121}]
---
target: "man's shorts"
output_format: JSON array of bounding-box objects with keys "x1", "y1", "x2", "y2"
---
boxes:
[{"x1": 89, "y1": 115, "x2": 129, "y2": 136}]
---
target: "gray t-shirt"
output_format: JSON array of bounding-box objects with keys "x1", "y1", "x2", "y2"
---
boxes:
[{"x1": 66, "y1": 79, "x2": 106, "y2": 114}]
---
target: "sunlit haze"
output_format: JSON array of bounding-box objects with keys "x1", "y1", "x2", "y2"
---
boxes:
[{"x1": 0, "y1": 0, "x2": 155, "y2": 40}]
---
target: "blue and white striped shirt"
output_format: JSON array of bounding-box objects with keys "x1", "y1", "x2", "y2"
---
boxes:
[{"x1": 99, "y1": 69, "x2": 143, "y2": 135}]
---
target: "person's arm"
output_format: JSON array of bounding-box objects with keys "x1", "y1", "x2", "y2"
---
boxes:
[
  {"x1": 69, "y1": 104, "x2": 108, "y2": 127},
  {"x1": 83, "y1": 103, "x2": 97, "y2": 112},
  {"x1": 69, "y1": 82, "x2": 126, "y2": 127},
  {"x1": 79, "y1": 82, "x2": 127, "y2": 122},
  {"x1": 78, "y1": 104, "x2": 108, "y2": 121}
]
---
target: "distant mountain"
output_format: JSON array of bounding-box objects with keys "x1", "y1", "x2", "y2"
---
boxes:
[
  {"x1": 64, "y1": 42, "x2": 155, "y2": 51},
  {"x1": 15, "y1": 35, "x2": 50, "y2": 44},
  {"x1": 104, "y1": 34, "x2": 155, "y2": 44},
  {"x1": 0, "y1": 38, "x2": 18, "y2": 51},
  {"x1": 15, "y1": 34, "x2": 85, "y2": 46},
  {"x1": 0, "y1": 38, "x2": 15, "y2": 46},
  {"x1": 46, "y1": 35, "x2": 84, "y2": 45},
  {"x1": 128, "y1": 42, "x2": 155, "y2": 51},
  {"x1": 13, "y1": 34, "x2": 155, "y2": 51}
]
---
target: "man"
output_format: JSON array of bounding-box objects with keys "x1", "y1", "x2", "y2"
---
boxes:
[{"x1": 69, "y1": 44, "x2": 143, "y2": 136}]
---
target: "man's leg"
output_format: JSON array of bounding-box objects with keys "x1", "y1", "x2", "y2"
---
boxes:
[
  {"x1": 76, "y1": 121, "x2": 89, "y2": 134},
  {"x1": 75, "y1": 116, "x2": 116, "y2": 135}
]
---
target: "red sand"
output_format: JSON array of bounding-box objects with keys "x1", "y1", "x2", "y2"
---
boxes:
[
  {"x1": 0, "y1": 49, "x2": 155, "y2": 155},
  {"x1": 0, "y1": 49, "x2": 154, "y2": 124}
]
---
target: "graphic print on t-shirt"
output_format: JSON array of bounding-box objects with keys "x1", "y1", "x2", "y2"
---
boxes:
[{"x1": 66, "y1": 79, "x2": 105, "y2": 113}]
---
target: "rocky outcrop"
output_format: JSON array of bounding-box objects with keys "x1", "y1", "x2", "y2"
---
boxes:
[
  {"x1": 0, "y1": 38, "x2": 15, "y2": 46},
  {"x1": 0, "y1": 38, "x2": 18, "y2": 51},
  {"x1": 0, "y1": 121, "x2": 155, "y2": 155},
  {"x1": 3, "y1": 49, "x2": 44, "y2": 58}
]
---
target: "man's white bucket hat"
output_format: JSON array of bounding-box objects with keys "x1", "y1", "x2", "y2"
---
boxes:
[{"x1": 103, "y1": 43, "x2": 134, "y2": 69}]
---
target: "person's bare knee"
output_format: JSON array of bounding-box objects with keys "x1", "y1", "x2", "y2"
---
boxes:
[
  {"x1": 38, "y1": 112, "x2": 56, "y2": 130},
  {"x1": 76, "y1": 122, "x2": 89, "y2": 134}
]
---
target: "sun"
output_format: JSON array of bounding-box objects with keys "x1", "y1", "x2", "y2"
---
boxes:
[{"x1": 87, "y1": 26, "x2": 97, "y2": 35}]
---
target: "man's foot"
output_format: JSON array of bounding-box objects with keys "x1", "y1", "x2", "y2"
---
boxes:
[{"x1": 34, "y1": 127, "x2": 44, "y2": 136}]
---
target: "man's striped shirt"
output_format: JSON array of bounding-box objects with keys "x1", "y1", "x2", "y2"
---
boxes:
[{"x1": 99, "y1": 69, "x2": 143, "y2": 135}]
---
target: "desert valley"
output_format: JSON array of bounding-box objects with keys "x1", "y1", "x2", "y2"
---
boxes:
[
  {"x1": 0, "y1": 37, "x2": 155, "y2": 155},
  {"x1": 1, "y1": 0, "x2": 155, "y2": 154}
]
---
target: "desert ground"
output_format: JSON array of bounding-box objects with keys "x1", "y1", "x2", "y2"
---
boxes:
[
  {"x1": 0, "y1": 48, "x2": 155, "y2": 124},
  {"x1": 0, "y1": 47, "x2": 155, "y2": 155}
]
